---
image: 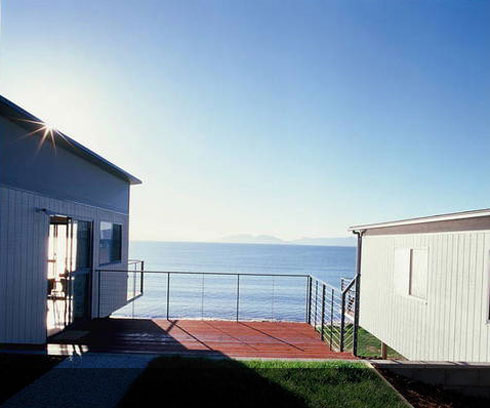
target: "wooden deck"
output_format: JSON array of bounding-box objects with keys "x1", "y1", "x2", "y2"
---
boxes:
[{"x1": 49, "y1": 318, "x2": 354, "y2": 359}]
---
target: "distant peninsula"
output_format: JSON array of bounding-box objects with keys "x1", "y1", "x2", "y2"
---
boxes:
[{"x1": 219, "y1": 234, "x2": 356, "y2": 247}]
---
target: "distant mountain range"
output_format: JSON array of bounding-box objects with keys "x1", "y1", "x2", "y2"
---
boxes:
[
  {"x1": 292, "y1": 237, "x2": 356, "y2": 246},
  {"x1": 219, "y1": 234, "x2": 356, "y2": 247}
]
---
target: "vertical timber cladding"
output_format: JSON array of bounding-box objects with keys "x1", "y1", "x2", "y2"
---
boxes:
[
  {"x1": 0, "y1": 185, "x2": 129, "y2": 345},
  {"x1": 359, "y1": 228, "x2": 490, "y2": 362},
  {"x1": 0, "y1": 95, "x2": 139, "y2": 345}
]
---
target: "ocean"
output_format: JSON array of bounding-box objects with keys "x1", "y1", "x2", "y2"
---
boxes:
[{"x1": 114, "y1": 241, "x2": 357, "y2": 322}]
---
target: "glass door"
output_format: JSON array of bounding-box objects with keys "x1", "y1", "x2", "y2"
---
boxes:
[
  {"x1": 71, "y1": 220, "x2": 93, "y2": 322},
  {"x1": 47, "y1": 216, "x2": 73, "y2": 335},
  {"x1": 47, "y1": 217, "x2": 93, "y2": 336}
]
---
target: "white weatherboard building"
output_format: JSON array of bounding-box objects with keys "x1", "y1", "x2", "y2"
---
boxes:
[
  {"x1": 351, "y1": 210, "x2": 490, "y2": 362},
  {"x1": 0, "y1": 95, "x2": 141, "y2": 345}
]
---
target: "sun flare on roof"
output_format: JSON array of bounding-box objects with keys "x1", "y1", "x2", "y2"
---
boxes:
[
  {"x1": 19, "y1": 118, "x2": 63, "y2": 150},
  {"x1": 40, "y1": 121, "x2": 57, "y2": 145}
]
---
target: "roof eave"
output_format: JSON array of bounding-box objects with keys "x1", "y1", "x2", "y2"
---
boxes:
[
  {"x1": 60, "y1": 133, "x2": 142, "y2": 185},
  {"x1": 0, "y1": 94, "x2": 142, "y2": 185},
  {"x1": 348, "y1": 208, "x2": 490, "y2": 232}
]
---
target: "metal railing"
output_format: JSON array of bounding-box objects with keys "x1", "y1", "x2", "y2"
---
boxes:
[
  {"x1": 96, "y1": 263, "x2": 359, "y2": 355},
  {"x1": 127, "y1": 259, "x2": 145, "y2": 301},
  {"x1": 341, "y1": 277, "x2": 356, "y2": 316},
  {"x1": 98, "y1": 268, "x2": 309, "y2": 322},
  {"x1": 96, "y1": 260, "x2": 144, "y2": 319},
  {"x1": 306, "y1": 275, "x2": 357, "y2": 353}
]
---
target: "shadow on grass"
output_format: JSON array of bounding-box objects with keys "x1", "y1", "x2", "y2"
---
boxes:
[
  {"x1": 118, "y1": 357, "x2": 406, "y2": 408},
  {"x1": 118, "y1": 357, "x2": 308, "y2": 408}
]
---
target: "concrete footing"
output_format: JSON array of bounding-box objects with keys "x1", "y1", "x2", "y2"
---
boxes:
[{"x1": 372, "y1": 360, "x2": 490, "y2": 399}]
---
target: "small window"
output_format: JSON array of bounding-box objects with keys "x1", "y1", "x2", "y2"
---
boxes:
[
  {"x1": 394, "y1": 247, "x2": 428, "y2": 300},
  {"x1": 409, "y1": 249, "x2": 428, "y2": 299},
  {"x1": 394, "y1": 248, "x2": 411, "y2": 295},
  {"x1": 99, "y1": 222, "x2": 122, "y2": 265}
]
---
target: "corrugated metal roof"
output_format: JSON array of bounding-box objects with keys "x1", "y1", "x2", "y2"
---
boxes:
[
  {"x1": 349, "y1": 208, "x2": 490, "y2": 232},
  {"x1": 0, "y1": 94, "x2": 142, "y2": 185}
]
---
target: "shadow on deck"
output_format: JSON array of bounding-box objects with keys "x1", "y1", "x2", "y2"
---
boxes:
[{"x1": 49, "y1": 318, "x2": 354, "y2": 360}]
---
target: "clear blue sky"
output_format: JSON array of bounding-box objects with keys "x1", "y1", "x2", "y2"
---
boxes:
[{"x1": 1, "y1": 0, "x2": 489, "y2": 241}]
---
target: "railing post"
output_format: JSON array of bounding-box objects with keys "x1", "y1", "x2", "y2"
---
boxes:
[
  {"x1": 330, "y1": 288, "x2": 334, "y2": 349},
  {"x1": 353, "y1": 276, "x2": 360, "y2": 356},
  {"x1": 236, "y1": 274, "x2": 240, "y2": 321},
  {"x1": 306, "y1": 276, "x2": 312, "y2": 324},
  {"x1": 97, "y1": 268, "x2": 101, "y2": 319},
  {"x1": 305, "y1": 277, "x2": 308, "y2": 322},
  {"x1": 201, "y1": 273, "x2": 205, "y2": 320},
  {"x1": 166, "y1": 272, "x2": 170, "y2": 320},
  {"x1": 340, "y1": 290, "x2": 346, "y2": 352},
  {"x1": 352, "y1": 231, "x2": 364, "y2": 357},
  {"x1": 140, "y1": 261, "x2": 145, "y2": 294},
  {"x1": 314, "y1": 280, "x2": 318, "y2": 327},
  {"x1": 133, "y1": 265, "x2": 136, "y2": 299},
  {"x1": 271, "y1": 277, "x2": 275, "y2": 320},
  {"x1": 321, "y1": 284, "x2": 326, "y2": 341}
]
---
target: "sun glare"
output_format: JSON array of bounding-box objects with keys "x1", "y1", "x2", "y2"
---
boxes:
[
  {"x1": 41, "y1": 122, "x2": 56, "y2": 148},
  {"x1": 43, "y1": 121, "x2": 56, "y2": 133},
  {"x1": 19, "y1": 118, "x2": 65, "y2": 151}
]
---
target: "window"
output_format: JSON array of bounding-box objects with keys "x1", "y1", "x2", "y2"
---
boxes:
[
  {"x1": 75, "y1": 220, "x2": 92, "y2": 270},
  {"x1": 394, "y1": 248, "x2": 411, "y2": 295},
  {"x1": 409, "y1": 249, "x2": 428, "y2": 299},
  {"x1": 99, "y1": 222, "x2": 122, "y2": 265},
  {"x1": 394, "y1": 247, "x2": 428, "y2": 300}
]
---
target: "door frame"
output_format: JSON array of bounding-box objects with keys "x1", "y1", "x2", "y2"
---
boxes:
[
  {"x1": 71, "y1": 219, "x2": 94, "y2": 322},
  {"x1": 46, "y1": 214, "x2": 94, "y2": 337}
]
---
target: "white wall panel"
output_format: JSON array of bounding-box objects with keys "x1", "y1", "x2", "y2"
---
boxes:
[
  {"x1": 0, "y1": 185, "x2": 129, "y2": 344},
  {"x1": 360, "y1": 231, "x2": 490, "y2": 362}
]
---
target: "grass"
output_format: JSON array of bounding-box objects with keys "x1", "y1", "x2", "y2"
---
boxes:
[
  {"x1": 356, "y1": 328, "x2": 404, "y2": 359},
  {"x1": 316, "y1": 324, "x2": 404, "y2": 359},
  {"x1": 0, "y1": 353, "x2": 64, "y2": 404},
  {"x1": 118, "y1": 356, "x2": 407, "y2": 408}
]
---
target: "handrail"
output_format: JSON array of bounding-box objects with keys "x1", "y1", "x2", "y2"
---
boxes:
[
  {"x1": 96, "y1": 269, "x2": 310, "y2": 279},
  {"x1": 96, "y1": 263, "x2": 359, "y2": 356},
  {"x1": 97, "y1": 260, "x2": 145, "y2": 318},
  {"x1": 341, "y1": 277, "x2": 356, "y2": 294},
  {"x1": 97, "y1": 268, "x2": 339, "y2": 290},
  {"x1": 308, "y1": 276, "x2": 345, "y2": 294},
  {"x1": 307, "y1": 274, "x2": 358, "y2": 354}
]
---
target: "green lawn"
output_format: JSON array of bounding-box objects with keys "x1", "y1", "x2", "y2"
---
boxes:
[
  {"x1": 356, "y1": 327, "x2": 404, "y2": 359},
  {"x1": 316, "y1": 324, "x2": 404, "y2": 360},
  {"x1": 118, "y1": 357, "x2": 407, "y2": 408}
]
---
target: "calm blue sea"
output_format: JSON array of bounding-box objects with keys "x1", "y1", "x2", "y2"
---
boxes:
[{"x1": 114, "y1": 242, "x2": 356, "y2": 322}]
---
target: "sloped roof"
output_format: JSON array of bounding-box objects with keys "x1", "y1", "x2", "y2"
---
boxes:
[{"x1": 0, "y1": 94, "x2": 142, "y2": 185}]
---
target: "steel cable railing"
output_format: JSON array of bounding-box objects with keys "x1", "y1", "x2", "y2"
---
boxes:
[
  {"x1": 307, "y1": 275, "x2": 357, "y2": 353},
  {"x1": 96, "y1": 263, "x2": 359, "y2": 355},
  {"x1": 98, "y1": 268, "x2": 310, "y2": 322}
]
